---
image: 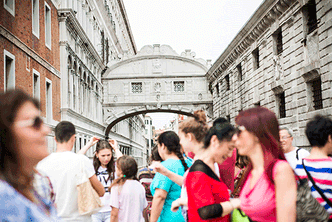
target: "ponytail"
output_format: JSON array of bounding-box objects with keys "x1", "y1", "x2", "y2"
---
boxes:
[
  {"x1": 158, "y1": 131, "x2": 188, "y2": 171},
  {"x1": 109, "y1": 156, "x2": 138, "y2": 191}
]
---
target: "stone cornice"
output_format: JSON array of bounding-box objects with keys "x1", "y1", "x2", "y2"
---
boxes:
[
  {"x1": 103, "y1": 100, "x2": 213, "y2": 107},
  {"x1": 58, "y1": 9, "x2": 105, "y2": 70},
  {"x1": 61, "y1": 108, "x2": 105, "y2": 128},
  {"x1": 106, "y1": 54, "x2": 209, "y2": 74},
  {"x1": 102, "y1": 74, "x2": 207, "y2": 80},
  {"x1": 206, "y1": 0, "x2": 297, "y2": 83},
  {"x1": 0, "y1": 25, "x2": 61, "y2": 78},
  {"x1": 117, "y1": 0, "x2": 137, "y2": 54}
]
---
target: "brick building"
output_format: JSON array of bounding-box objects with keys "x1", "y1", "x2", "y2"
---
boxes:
[
  {"x1": 0, "y1": 0, "x2": 61, "y2": 151},
  {"x1": 207, "y1": 0, "x2": 332, "y2": 148}
]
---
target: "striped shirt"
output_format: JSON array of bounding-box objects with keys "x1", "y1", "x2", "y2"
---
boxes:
[{"x1": 294, "y1": 158, "x2": 332, "y2": 217}]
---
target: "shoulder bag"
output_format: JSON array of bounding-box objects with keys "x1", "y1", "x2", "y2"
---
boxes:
[
  {"x1": 295, "y1": 160, "x2": 330, "y2": 221},
  {"x1": 76, "y1": 155, "x2": 102, "y2": 215}
]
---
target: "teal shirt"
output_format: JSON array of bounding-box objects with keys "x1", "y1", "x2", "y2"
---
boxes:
[{"x1": 150, "y1": 159, "x2": 192, "y2": 222}]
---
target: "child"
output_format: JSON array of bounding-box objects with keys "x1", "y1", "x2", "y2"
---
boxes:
[
  {"x1": 110, "y1": 156, "x2": 148, "y2": 222},
  {"x1": 78, "y1": 138, "x2": 123, "y2": 222}
]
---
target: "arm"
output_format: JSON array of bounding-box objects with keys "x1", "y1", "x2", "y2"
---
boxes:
[
  {"x1": 109, "y1": 139, "x2": 123, "y2": 158},
  {"x1": 171, "y1": 197, "x2": 188, "y2": 212},
  {"x1": 150, "y1": 188, "x2": 167, "y2": 222},
  {"x1": 110, "y1": 207, "x2": 119, "y2": 222},
  {"x1": 89, "y1": 174, "x2": 105, "y2": 197},
  {"x1": 143, "y1": 206, "x2": 149, "y2": 222},
  {"x1": 274, "y1": 162, "x2": 296, "y2": 222},
  {"x1": 77, "y1": 136, "x2": 99, "y2": 155},
  {"x1": 154, "y1": 162, "x2": 184, "y2": 186}
]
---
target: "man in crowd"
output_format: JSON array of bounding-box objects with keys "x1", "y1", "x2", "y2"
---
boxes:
[
  {"x1": 279, "y1": 127, "x2": 310, "y2": 169},
  {"x1": 37, "y1": 121, "x2": 104, "y2": 221}
]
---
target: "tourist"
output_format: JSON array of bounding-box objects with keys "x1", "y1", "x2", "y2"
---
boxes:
[
  {"x1": 279, "y1": 127, "x2": 310, "y2": 169},
  {"x1": 0, "y1": 89, "x2": 59, "y2": 221},
  {"x1": 294, "y1": 115, "x2": 332, "y2": 220},
  {"x1": 78, "y1": 138, "x2": 123, "y2": 222},
  {"x1": 185, "y1": 117, "x2": 240, "y2": 222},
  {"x1": 233, "y1": 107, "x2": 296, "y2": 222},
  {"x1": 110, "y1": 156, "x2": 148, "y2": 222},
  {"x1": 37, "y1": 121, "x2": 105, "y2": 221},
  {"x1": 150, "y1": 131, "x2": 192, "y2": 222}
]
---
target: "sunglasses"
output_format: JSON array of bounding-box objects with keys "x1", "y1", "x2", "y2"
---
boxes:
[{"x1": 14, "y1": 116, "x2": 44, "y2": 130}]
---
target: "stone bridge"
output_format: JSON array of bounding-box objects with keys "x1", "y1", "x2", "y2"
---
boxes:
[{"x1": 102, "y1": 44, "x2": 213, "y2": 136}]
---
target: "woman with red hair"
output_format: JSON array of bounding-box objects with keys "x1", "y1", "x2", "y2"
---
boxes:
[{"x1": 233, "y1": 107, "x2": 296, "y2": 222}]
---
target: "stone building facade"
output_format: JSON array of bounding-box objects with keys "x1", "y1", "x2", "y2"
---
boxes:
[
  {"x1": 56, "y1": 0, "x2": 146, "y2": 162},
  {"x1": 0, "y1": 0, "x2": 61, "y2": 152},
  {"x1": 207, "y1": 0, "x2": 332, "y2": 148}
]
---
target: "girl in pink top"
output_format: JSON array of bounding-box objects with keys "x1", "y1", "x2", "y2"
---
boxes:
[{"x1": 233, "y1": 107, "x2": 296, "y2": 222}]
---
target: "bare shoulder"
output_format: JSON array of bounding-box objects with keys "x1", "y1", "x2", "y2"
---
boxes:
[{"x1": 274, "y1": 161, "x2": 293, "y2": 180}]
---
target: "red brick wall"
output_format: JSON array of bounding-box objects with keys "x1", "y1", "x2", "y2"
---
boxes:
[{"x1": 0, "y1": 0, "x2": 61, "y2": 122}]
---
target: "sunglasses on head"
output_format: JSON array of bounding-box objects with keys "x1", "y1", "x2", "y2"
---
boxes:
[
  {"x1": 14, "y1": 116, "x2": 44, "y2": 130},
  {"x1": 235, "y1": 125, "x2": 246, "y2": 135}
]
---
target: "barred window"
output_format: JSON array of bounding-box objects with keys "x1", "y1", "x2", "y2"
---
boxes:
[
  {"x1": 303, "y1": 0, "x2": 317, "y2": 35},
  {"x1": 311, "y1": 78, "x2": 322, "y2": 110},
  {"x1": 273, "y1": 28, "x2": 283, "y2": 55},
  {"x1": 174, "y1": 81, "x2": 184, "y2": 92},
  {"x1": 277, "y1": 92, "x2": 286, "y2": 118},
  {"x1": 132, "y1": 82, "x2": 142, "y2": 93},
  {"x1": 252, "y1": 48, "x2": 259, "y2": 70},
  {"x1": 237, "y1": 63, "x2": 242, "y2": 81},
  {"x1": 225, "y1": 75, "x2": 230, "y2": 91}
]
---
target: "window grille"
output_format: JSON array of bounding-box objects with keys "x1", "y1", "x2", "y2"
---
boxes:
[
  {"x1": 174, "y1": 81, "x2": 184, "y2": 92},
  {"x1": 278, "y1": 92, "x2": 286, "y2": 118},
  {"x1": 132, "y1": 82, "x2": 142, "y2": 93},
  {"x1": 311, "y1": 78, "x2": 322, "y2": 110}
]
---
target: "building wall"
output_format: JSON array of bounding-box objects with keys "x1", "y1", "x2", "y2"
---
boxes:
[
  {"x1": 207, "y1": 0, "x2": 332, "y2": 148},
  {"x1": 0, "y1": 0, "x2": 61, "y2": 152}
]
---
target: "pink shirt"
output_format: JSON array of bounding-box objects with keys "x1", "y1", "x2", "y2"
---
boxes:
[{"x1": 240, "y1": 160, "x2": 286, "y2": 222}]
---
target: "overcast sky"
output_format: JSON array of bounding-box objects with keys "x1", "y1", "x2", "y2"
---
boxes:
[{"x1": 122, "y1": 0, "x2": 265, "y2": 129}]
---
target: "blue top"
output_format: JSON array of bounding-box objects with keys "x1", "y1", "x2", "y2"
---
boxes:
[
  {"x1": 0, "y1": 180, "x2": 60, "y2": 222},
  {"x1": 150, "y1": 158, "x2": 192, "y2": 222}
]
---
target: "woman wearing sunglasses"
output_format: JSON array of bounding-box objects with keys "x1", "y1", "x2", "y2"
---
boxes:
[
  {"x1": 0, "y1": 89, "x2": 60, "y2": 221},
  {"x1": 233, "y1": 107, "x2": 296, "y2": 222}
]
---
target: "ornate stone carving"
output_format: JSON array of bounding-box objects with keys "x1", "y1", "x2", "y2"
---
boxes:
[
  {"x1": 152, "y1": 59, "x2": 162, "y2": 73},
  {"x1": 154, "y1": 82, "x2": 161, "y2": 93},
  {"x1": 273, "y1": 55, "x2": 283, "y2": 81}
]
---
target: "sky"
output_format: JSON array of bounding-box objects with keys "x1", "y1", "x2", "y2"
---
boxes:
[{"x1": 122, "y1": 0, "x2": 265, "y2": 129}]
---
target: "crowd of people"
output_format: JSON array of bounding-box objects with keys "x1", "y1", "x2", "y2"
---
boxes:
[{"x1": 1, "y1": 89, "x2": 332, "y2": 222}]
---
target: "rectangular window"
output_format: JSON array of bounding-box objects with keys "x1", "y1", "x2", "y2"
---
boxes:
[
  {"x1": 174, "y1": 81, "x2": 184, "y2": 92},
  {"x1": 303, "y1": 0, "x2": 317, "y2": 35},
  {"x1": 46, "y1": 79, "x2": 52, "y2": 122},
  {"x1": 254, "y1": 101, "x2": 261, "y2": 107},
  {"x1": 252, "y1": 48, "x2": 259, "y2": 70},
  {"x1": 32, "y1": 0, "x2": 39, "y2": 38},
  {"x1": 277, "y1": 92, "x2": 286, "y2": 118},
  {"x1": 132, "y1": 82, "x2": 142, "y2": 93},
  {"x1": 225, "y1": 75, "x2": 230, "y2": 91},
  {"x1": 311, "y1": 78, "x2": 323, "y2": 110},
  {"x1": 215, "y1": 83, "x2": 220, "y2": 97},
  {"x1": 33, "y1": 69, "x2": 40, "y2": 100},
  {"x1": 4, "y1": 50, "x2": 15, "y2": 91},
  {"x1": 273, "y1": 28, "x2": 283, "y2": 55},
  {"x1": 45, "y1": 2, "x2": 51, "y2": 48},
  {"x1": 237, "y1": 63, "x2": 242, "y2": 81},
  {"x1": 4, "y1": 0, "x2": 15, "y2": 16}
]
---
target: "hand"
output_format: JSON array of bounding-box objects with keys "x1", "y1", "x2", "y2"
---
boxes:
[
  {"x1": 229, "y1": 198, "x2": 241, "y2": 209},
  {"x1": 154, "y1": 162, "x2": 168, "y2": 176},
  {"x1": 171, "y1": 199, "x2": 181, "y2": 212},
  {"x1": 89, "y1": 136, "x2": 100, "y2": 146},
  {"x1": 109, "y1": 139, "x2": 119, "y2": 150}
]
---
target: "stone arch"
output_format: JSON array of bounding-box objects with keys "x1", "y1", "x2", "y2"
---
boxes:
[
  {"x1": 78, "y1": 67, "x2": 82, "y2": 79},
  {"x1": 83, "y1": 71, "x2": 87, "y2": 83},
  {"x1": 104, "y1": 106, "x2": 201, "y2": 137},
  {"x1": 73, "y1": 61, "x2": 77, "y2": 73},
  {"x1": 87, "y1": 76, "x2": 91, "y2": 87}
]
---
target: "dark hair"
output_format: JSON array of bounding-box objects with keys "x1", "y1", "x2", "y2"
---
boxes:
[
  {"x1": 158, "y1": 131, "x2": 188, "y2": 171},
  {"x1": 110, "y1": 155, "x2": 138, "y2": 190},
  {"x1": 0, "y1": 89, "x2": 40, "y2": 199},
  {"x1": 93, "y1": 140, "x2": 115, "y2": 182},
  {"x1": 204, "y1": 117, "x2": 236, "y2": 148},
  {"x1": 306, "y1": 115, "x2": 332, "y2": 148},
  {"x1": 151, "y1": 145, "x2": 162, "y2": 162},
  {"x1": 235, "y1": 150, "x2": 250, "y2": 169},
  {"x1": 179, "y1": 110, "x2": 209, "y2": 143},
  {"x1": 54, "y1": 121, "x2": 76, "y2": 143},
  {"x1": 235, "y1": 107, "x2": 285, "y2": 184}
]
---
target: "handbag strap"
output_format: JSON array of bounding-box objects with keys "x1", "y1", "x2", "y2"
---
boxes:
[{"x1": 302, "y1": 159, "x2": 332, "y2": 207}]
